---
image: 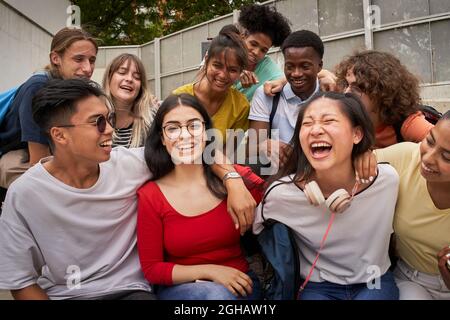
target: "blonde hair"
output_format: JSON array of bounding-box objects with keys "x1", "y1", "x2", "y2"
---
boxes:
[
  {"x1": 45, "y1": 27, "x2": 98, "y2": 78},
  {"x1": 102, "y1": 53, "x2": 157, "y2": 147}
]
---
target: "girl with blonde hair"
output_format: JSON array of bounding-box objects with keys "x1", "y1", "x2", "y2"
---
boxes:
[{"x1": 103, "y1": 53, "x2": 158, "y2": 148}]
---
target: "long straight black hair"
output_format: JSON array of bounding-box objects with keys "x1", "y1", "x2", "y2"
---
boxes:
[
  {"x1": 144, "y1": 93, "x2": 227, "y2": 199},
  {"x1": 269, "y1": 92, "x2": 375, "y2": 186}
]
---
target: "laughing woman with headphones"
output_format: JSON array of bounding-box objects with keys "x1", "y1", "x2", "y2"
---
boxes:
[{"x1": 253, "y1": 92, "x2": 400, "y2": 300}]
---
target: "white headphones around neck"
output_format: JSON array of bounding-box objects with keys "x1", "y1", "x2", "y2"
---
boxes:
[{"x1": 304, "y1": 181, "x2": 353, "y2": 214}]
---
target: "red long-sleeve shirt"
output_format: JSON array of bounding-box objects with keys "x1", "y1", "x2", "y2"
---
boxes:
[{"x1": 137, "y1": 165, "x2": 264, "y2": 286}]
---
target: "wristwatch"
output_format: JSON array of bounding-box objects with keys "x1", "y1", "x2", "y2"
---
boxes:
[{"x1": 222, "y1": 171, "x2": 241, "y2": 182}]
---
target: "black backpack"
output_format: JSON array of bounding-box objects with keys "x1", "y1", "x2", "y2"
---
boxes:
[
  {"x1": 393, "y1": 104, "x2": 442, "y2": 143},
  {"x1": 256, "y1": 182, "x2": 301, "y2": 300}
]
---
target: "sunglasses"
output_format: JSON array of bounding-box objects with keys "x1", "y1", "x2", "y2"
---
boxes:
[{"x1": 57, "y1": 112, "x2": 116, "y2": 134}]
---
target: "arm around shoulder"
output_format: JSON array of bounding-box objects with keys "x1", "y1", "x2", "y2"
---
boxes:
[{"x1": 374, "y1": 142, "x2": 419, "y2": 172}]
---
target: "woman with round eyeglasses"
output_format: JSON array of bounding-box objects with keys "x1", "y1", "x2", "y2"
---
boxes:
[
  {"x1": 335, "y1": 50, "x2": 434, "y2": 148},
  {"x1": 136, "y1": 93, "x2": 265, "y2": 300}
]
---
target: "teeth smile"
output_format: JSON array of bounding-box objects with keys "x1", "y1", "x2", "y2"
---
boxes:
[
  {"x1": 421, "y1": 162, "x2": 437, "y2": 173},
  {"x1": 311, "y1": 142, "x2": 331, "y2": 148},
  {"x1": 99, "y1": 140, "x2": 112, "y2": 147},
  {"x1": 120, "y1": 86, "x2": 133, "y2": 91},
  {"x1": 177, "y1": 144, "x2": 194, "y2": 150}
]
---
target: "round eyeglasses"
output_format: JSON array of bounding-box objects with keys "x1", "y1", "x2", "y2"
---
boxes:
[
  {"x1": 57, "y1": 112, "x2": 116, "y2": 134},
  {"x1": 162, "y1": 119, "x2": 205, "y2": 140}
]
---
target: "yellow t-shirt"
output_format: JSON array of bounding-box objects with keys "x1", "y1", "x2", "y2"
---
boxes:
[
  {"x1": 375, "y1": 142, "x2": 450, "y2": 274},
  {"x1": 173, "y1": 83, "x2": 250, "y2": 142}
]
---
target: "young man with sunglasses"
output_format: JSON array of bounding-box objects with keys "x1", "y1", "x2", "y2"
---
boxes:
[{"x1": 0, "y1": 79, "x2": 256, "y2": 300}]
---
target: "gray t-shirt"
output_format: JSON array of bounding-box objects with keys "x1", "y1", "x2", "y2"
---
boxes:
[
  {"x1": 0, "y1": 147, "x2": 152, "y2": 299},
  {"x1": 253, "y1": 164, "x2": 399, "y2": 285}
]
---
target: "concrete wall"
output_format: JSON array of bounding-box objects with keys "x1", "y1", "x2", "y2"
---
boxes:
[
  {"x1": 0, "y1": 0, "x2": 70, "y2": 91},
  {"x1": 4, "y1": 0, "x2": 70, "y2": 35}
]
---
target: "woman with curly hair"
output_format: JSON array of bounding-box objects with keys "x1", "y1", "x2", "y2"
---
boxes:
[
  {"x1": 235, "y1": 3, "x2": 292, "y2": 101},
  {"x1": 103, "y1": 53, "x2": 158, "y2": 148},
  {"x1": 335, "y1": 50, "x2": 433, "y2": 148}
]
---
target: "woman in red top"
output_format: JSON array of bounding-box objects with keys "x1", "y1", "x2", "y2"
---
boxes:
[
  {"x1": 335, "y1": 50, "x2": 434, "y2": 148},
  {"x1": 137, "y1": 93, "x2": 264, "y2": 300}
]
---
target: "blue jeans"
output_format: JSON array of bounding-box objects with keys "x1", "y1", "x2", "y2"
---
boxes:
[
  {"x1": 157, "y1": 271, "x2": 261, "y2": 300},
  {"x1": 299, "y1": 271, "x2": 399, "y2": 300}
]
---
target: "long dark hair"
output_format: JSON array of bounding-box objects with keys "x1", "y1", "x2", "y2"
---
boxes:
[
  {"x1": 269, "y1": 92, "x2": 375, "y2": 186},
  {"x1": 144, "y1": 93, "x2": 227, "y2": 199}
]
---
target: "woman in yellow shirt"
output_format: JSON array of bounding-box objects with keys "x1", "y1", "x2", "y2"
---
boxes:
[
  {"x1": 173, "y1": 30, "x2": 250, "y2": 145},
  {"x1": 359, "y1": 111, "x2": 450, "y2": 299}
]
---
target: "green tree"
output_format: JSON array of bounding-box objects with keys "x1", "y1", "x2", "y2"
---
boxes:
[
  {"x1": 72, "y1": 0, "x2": 257, "y2": 46},
  {"x1": 72, "y1": 0, "x2": 161, "y2": 46}
]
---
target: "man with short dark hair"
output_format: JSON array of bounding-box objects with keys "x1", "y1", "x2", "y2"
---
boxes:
[
  {"x1": 0, "y1": 78, "x2": 256, "y2": 300},
  {"x1": 248, "y1": 30, "x2": 324, "y2": 168}
]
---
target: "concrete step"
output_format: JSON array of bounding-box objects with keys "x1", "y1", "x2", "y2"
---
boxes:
[{"x1": 0, "y1": 290, "x2": 13, "y2": 300}]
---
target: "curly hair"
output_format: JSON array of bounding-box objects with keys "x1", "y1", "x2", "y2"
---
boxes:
[
  {"x1": 335, "y1": 50, "x2": 421, "y2": 126},
  {"x1": 238, "y1": 4, "x2": 291, "y2": 47}
]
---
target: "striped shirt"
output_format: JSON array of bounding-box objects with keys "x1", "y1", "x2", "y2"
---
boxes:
[{"x1": 113, "y1": 124, "x2": 133, "y2": 148}]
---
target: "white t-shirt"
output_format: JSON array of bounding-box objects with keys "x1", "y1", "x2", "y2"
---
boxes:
[
  {"x1": 253, "y1": 164, "x2": 399, "y2": 285},
  {"x1": 248, "y1": 81, "x2": 319, "y2": 144},
  {"x1": 0, "y1": 147, "x2": 152, "y2": 299}
]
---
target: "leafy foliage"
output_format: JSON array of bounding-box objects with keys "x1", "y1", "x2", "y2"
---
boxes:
[{"x1": 72, "y1": 0, "x2": 256, "y2": 46}]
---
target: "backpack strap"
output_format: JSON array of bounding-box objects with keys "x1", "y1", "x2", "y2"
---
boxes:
[
  {"x1": 268, "y1": 91, "x2": 281, "y2": 139},
  {"x1": 418, "y1": 104, "x2": 442, "y2": 124},
  {"x1": 260, "y1": 181, "x2": 286, "y2": 224}
]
